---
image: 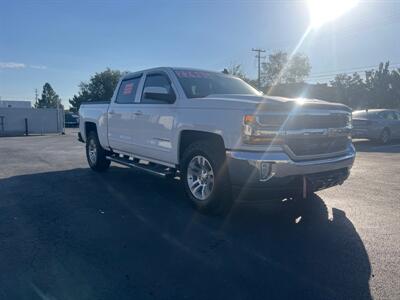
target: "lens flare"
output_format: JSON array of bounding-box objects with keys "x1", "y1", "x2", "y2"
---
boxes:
[{"x1": 307, "y1": 0, "x2": 359, "y2": 29}]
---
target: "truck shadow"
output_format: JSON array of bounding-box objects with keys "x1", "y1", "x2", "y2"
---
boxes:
[{"x1": 0, "y1": 167, "x2": 371, "y2": 300}]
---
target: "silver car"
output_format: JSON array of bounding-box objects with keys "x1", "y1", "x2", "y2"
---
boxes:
[{"x1": 352, "y1": 109, "x2": 400, "y2": 144}]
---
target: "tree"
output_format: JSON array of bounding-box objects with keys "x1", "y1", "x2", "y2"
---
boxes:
[
  {"x1": 329, "y1": 62, "x2": 400, "y2": 109},
  {"x1": 261, "y1": 51, "x2": 311, "y2": 86},
  {"x1": 224, "y1": 63, "x2": 258, "y2": 88},
  {"x1": 225, "y1": 64, "x2": 247, "y2": 80},
  {"x1": 330, "y1": 73, "x2": 368, "y2": 108},
  {"x1": 390, "y1": 68, "x2": 400, "y2": 105},
  {"x1": 69, "y1": 68, "x2": 124, "y2": 112},
  {"x1": 68, "y1": 83, "x2": 91, "y2": 112},
  {"x1": 34, "y1": 83, "x2": 62, "y2": 108},
  {"x1": 365, "y1": 62, "x2": 399, "y2": 108}
]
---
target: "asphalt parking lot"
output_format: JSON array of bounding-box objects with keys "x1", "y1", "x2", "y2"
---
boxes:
[{"x1": 0, "y1": 129, "x2": 399, "y2": 300}]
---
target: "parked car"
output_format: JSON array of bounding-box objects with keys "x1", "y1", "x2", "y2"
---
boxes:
[
  {"x1": 352, "y1": 109, "x2": 400, "y2": 144},
  {"x1": 65, "y1": 112, "x2": 80, "y2": 128},
  {"x1": 78, "y1": 67, "x2": 355, "y2": 214}
]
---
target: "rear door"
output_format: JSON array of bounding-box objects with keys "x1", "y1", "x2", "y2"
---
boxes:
[
  {"x1": 129, "y1": 71, "x2": 178, "y2": 164},
  {"x1": 383, "y1": 111, "x2": 400, "y2": 138},
  {"x1": 107, "y1": 74, "x2": 143, "y2": 153}
]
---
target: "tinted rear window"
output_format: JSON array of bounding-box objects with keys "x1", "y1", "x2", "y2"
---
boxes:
[{"x1": 116, "y1": 77, "x2": 141, "y2": 104}]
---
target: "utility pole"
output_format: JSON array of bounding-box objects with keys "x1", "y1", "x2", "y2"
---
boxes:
[
  {"x1": 34, "y1": 89, "x2": 39, "y2": 106},
  {"x1": 252, "y1": 48, "x2": 266, "y2": 90}
]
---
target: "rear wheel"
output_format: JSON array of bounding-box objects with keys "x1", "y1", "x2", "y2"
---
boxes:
[
  {"x1": 86, "y1": 132, "x2": 111, "y2": 172},
  {"x1": 379, "y1": 128, "x2": 391, "y2": 144},
  {"x1": 181, "y1": 141, "x2": 232, "y2": 214}
]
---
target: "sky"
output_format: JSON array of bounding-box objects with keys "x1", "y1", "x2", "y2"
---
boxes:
[{"x1": 1, "y1": 0, "x2": 400, "y2": 108}]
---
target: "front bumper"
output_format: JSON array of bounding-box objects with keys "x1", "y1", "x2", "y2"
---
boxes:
[{"x1": 226, "y1": 144, "x2": 355, "y2": 189}]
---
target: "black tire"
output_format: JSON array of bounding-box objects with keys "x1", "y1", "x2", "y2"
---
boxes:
[
  {"x1": 86, "y1": 132, "x2": 111, "y2": 172},
  {"x1": 181, "y1": 141, "x2": 232, "y2": 214},
  {"x1": 379, "y1": 128, "x2": 391, "y2": 145}
]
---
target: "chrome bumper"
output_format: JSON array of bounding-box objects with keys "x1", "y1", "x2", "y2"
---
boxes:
[{"x1": 226, "y1": 144, "x2": 356, "y2": 187}]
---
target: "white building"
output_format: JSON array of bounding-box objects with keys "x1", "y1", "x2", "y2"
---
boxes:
[{"x1": 0, "y1": 100, "x2": 31, "y2": 108}]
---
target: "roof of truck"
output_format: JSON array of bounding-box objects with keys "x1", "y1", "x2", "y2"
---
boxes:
[{"x1": 122, "y1": 67, "x2": 231, "y2": 79}]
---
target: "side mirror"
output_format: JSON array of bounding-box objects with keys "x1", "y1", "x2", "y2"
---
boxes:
[{"x1": 143, "y1": 86, "x2": 175, "y2": 103}]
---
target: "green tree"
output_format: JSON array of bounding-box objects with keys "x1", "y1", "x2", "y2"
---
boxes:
[
  {"x1": 330, "y1": 72, "x2": 368, "y2": 108},
  {"x1": 226, "y1": 64, "x2": 247, "y2": 80},
  {"x1": 34, "y1": 83, "x2": 62, "y2": 108},
  {"x1": 390, "y1": 68, "x2": 400, "y2": 106},
  {"x1": 69, "y1": 68, "x2": 124, "y2": 112},
  {"x1": 365, "y1": 62, "x2": 399, "y2": 108},
  {"x1": 261, "y1": 51, "x2": 311, "y2": 86},
  {"x1": 329, "y1": 62, "x2": 400, "y2": 109},
  {"x1": 224, "y1": 64, "x2": 258, "y2": 88}
]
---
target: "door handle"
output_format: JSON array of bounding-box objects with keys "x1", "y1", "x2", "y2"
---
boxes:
[
  {"x1": 109, "y1": 110, "x2": 115, "y2": 115},
  {"x1": 134, "y1": 110, "x2": 143, "y2": 116}
]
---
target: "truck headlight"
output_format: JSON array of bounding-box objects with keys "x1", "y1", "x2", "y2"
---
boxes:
[{"x1": 242, "y1": 115, "x2": 283, "y2": 145}]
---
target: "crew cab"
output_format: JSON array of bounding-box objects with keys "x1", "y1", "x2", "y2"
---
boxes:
[{"x1": 78, "y1": 67, "x2": 355, "y2": 214}]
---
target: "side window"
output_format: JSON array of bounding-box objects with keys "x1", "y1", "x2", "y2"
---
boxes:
[
  {"x1": 386, "y1": 111, "x2": 396, "y2": 120},
  {"x1": 141, "y1": 73, "x2": 176, "y2": 104},
  {"x1": 379, "y1": 112, "x2": 390, "y2": 120},
  {"x1": 115, "y1": 77, "x2": 141, "y2": 104}
]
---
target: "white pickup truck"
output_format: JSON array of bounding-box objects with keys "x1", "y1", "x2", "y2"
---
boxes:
[{"x1": 79, "y1": 67, "x2": 355, "y2": 213}]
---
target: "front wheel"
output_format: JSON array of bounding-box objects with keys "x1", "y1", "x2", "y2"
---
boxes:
[
  {"x1": 181, "y1": 141, "x2": 232, "y2": 214},
  {"x1": 86, "y1": 132, "x2": 111, "y2": 172}
]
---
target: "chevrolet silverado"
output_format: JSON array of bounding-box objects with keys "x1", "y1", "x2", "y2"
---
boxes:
[{"x1": 78, "y1": 67, "x2": 355, "y2": 213}]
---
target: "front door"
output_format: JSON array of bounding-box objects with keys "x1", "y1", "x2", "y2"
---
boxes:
[
  {"x1": 129, "y1": 72, "x2": 177, "y2": 164},
  {"x1": 393, "y1": 111, "x2": 400, "y2": 138}
]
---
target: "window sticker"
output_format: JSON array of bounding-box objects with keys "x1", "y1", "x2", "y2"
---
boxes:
[{"x1": 123, "y1": 82, "x2": 134, "y2": 95}]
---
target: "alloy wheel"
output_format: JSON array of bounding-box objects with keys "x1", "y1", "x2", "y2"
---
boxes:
[
  {"x1": 187, "y1": 155, "x2": 215, "y2": 201},
  {"x1": 88, "y1": 139, "x2": 98, "y2": 164}
]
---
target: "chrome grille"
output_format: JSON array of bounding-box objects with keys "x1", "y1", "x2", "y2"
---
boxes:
[
  {"x1": 285, "y1": 136, "x2": 349, "y2": 157},
  {"x1": 258, "y1": 113, "x2": 349, "y2": 130},
  {"x1": 257, "y1": 111, "x2": 351, "y2": 158}
]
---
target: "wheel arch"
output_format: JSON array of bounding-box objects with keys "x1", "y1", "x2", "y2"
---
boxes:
[
  {"x1": 178, "y1": 130, "x2": 226, "y2": 164},
  {"x1": 84, "y1": 122, "x2": 98, "y2": 139}
]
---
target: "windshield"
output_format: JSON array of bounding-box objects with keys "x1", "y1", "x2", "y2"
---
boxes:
[{"x1": 174, "y1": 69, "x2": 261, "y2": 98}]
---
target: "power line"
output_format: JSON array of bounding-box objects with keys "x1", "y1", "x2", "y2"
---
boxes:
[
  {"x1": 308, "y1": 65, "x2": 400, "y2": 81},
  {"x1": 252, "y1": 48, "x2": 266, "y2": 89},
  {"x1": 307, "y1": 70, "x2": 400, "y2": 85},
  {"x1": 308, "y1": 63, "x2": 400, "y2": 78}
]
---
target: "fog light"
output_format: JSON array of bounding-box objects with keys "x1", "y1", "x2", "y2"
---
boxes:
[{"x1": 260, "y1": 162, "x2": 271, "y2": 181}]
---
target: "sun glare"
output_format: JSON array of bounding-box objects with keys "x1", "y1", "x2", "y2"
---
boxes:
[
  {"x1": 295, "y1": 98, "x2": 306, "y2": 105},
  {"x1": 307, "y1": 0, "x2": 359, "y2": 29}
]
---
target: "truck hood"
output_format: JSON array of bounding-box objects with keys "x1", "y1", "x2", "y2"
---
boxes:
[{"x1": 191, "y1": 94, "x2": 351, "y2": 113}]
